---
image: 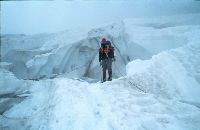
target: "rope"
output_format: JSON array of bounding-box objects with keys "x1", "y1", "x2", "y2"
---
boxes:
[
  {"x1": 113, "y1": 62, "x2": 146, "y2": 93},
  {"x1": 110, "y1": 39, "x2": 146, "y2": 93},
  {"x1": 111, "y1": 39, "x2": 138, "y2": 90},
  {"x1": 25, "y1": 36, "x2": 145, "y2": 93}
]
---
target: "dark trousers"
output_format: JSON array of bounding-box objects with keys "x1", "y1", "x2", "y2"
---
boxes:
[{"x1": 102, "y1": 58, "x2": 112, "y2": 81}]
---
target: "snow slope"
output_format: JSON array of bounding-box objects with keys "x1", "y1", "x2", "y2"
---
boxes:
[
  {"x1": 1, "y1": 29, "x2": 200, "y2": 130},
  {"x1": 1, "y1": 52, "x2": 200, "y2": 130},
  {"x1": 1, "y1": 13, "x2": 200, "y2": 130}
]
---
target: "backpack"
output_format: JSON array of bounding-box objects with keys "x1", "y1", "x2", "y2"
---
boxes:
[{"x1": 100, "y1": 45, "x2": 114, "y2": 58}]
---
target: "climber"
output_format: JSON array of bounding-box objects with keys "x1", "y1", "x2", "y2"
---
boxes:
[{"x1": 99, "y1": 38, "x2": 115, "y2": 82}]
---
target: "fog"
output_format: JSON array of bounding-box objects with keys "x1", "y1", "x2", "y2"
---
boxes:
[{"x1": 1, "y1": 0, "x2": 200, "y2": 35}]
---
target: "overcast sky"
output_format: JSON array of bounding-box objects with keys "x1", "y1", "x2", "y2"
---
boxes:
[{"x1": 1, "y1": 0, "x2": 200, "y2": 35}]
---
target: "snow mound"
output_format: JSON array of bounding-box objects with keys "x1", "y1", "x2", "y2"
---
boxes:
[
  {"x1": 1, "y1": 13, "x2": 200, "y2": 130},
  {"x1": 126, "y1": 25, "x2": 200, "y2": 101},
  {"x1": 2, "y1": 13, "x2": 199, "y2": 80},
  {"x1": 1, "y1": 75, "x2": 200, "y2": 130},
  {"x1": 1, "y1": 33, "x2": 200, "y2": 129}
]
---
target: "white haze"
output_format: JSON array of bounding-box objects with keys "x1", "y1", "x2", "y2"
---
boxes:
[{"x1": 1, "y1": 0, "x2": 200, "y2": 35}]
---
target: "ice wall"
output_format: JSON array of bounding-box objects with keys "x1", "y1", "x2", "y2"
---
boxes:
[{"x1": 1, "y1": 14, "x2": 199, "y2": 80}]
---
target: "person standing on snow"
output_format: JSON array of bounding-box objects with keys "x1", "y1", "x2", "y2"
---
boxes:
[{"x1": 99, "y1": 38, "x2": 115, "y2": 82}]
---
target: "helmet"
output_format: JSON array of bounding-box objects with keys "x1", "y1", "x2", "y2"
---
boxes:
[
  {"x1": 101, "y1": 38, "x2": 106, "y2": 44},
  {"x1": 106, "y1": 41, "x2": 111, "y2": 46}
]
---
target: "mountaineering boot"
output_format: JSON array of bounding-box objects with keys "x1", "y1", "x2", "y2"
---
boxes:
[
  {"x1": 108, "y1": 71, "x2": 112, "y2": 81},
  {"x1": 103, "y1": 71, "x2": 106, "y2": 82}
]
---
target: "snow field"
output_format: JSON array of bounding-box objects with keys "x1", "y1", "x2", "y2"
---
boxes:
[
  {"x1": 2, "y1": 73, "x2": 200, "y2": 130},
  {"x1": 1, "y1": 13, "x2": 200, "y2": 130}
]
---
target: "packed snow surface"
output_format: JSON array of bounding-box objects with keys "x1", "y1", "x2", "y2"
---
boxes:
[{"x1": 1, "y1": 13, "x2": 200, "y2": 130}]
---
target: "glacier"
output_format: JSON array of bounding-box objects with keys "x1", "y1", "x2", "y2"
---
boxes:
[{"x1": 0, "y1": 13, "x2": 200, "y2": 130}]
